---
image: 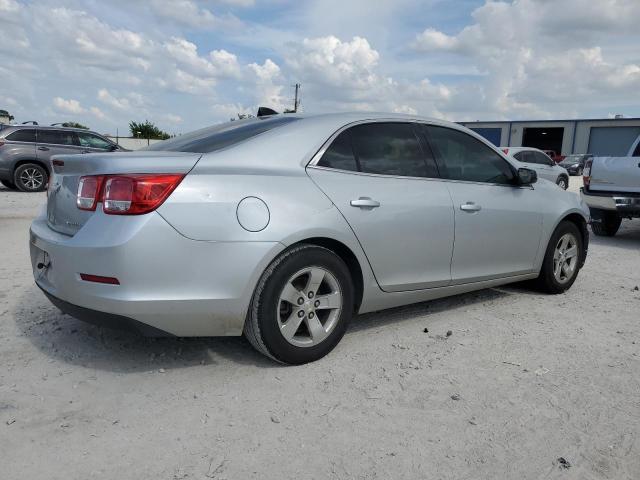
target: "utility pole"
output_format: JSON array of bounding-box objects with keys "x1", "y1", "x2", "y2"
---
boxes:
[{"x1": 293, "y1": 83, "x2": 301, "y2": 112}]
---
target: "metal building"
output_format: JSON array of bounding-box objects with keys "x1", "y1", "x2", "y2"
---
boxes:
[{"x1": 459, "y1": 117, "x2": 640, "y2": 157}]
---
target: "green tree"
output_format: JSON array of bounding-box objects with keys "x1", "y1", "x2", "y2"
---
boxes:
[
  {"x1": 62, "y1": 121, "x2": 89, "y2": 129},
  {"x1": 0, "y1": 109, "x2": 14, "y2": 121},
  {"x1": 129, "y1": 120, "x2": 170, "y2": 140}
]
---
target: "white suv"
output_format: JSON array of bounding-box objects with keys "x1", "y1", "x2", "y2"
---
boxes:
[{"x1": 501, "y1": 147, "x2": 569, "y2": 189}]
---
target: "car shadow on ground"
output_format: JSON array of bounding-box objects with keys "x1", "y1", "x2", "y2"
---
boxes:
[{"x1": 14, "y1": 284, "x2": 513, "y2": 372}]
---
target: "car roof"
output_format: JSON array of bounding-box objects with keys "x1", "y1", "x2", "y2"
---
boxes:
[
  {"x1": 501, "y1": 146, "x2": 546, "y2": 154},
  {"x1": 2, "y1": 124, "x2": 92, "y2": 133}
]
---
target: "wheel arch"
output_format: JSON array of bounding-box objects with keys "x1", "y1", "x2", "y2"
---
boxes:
[
  {"x1": 287, "y1": 237, "x2": 364, "y2": 314},
  {"x1": 14, "y1": 159, "x2": 50, "y2": 175}
]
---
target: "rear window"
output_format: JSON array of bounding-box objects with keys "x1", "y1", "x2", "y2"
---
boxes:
[
  {"x1": 6, "y1": 129, "x2": 36, "y2": 143},
  {"x1": 38, "y1": 129, "x2": 78, "y2": 146},
  {"x1": 144, "y1": 116, "x2": 300, "y2": 153}
]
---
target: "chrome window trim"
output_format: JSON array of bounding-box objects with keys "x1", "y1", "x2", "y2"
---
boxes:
[{"x1": 306, "y1": 118, "x2": 531, "y2": 189}]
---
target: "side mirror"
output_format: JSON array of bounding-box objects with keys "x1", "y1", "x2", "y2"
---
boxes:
[
  {"x1": 517, "y1": 167, "x2": 537, "y2": 185},
  {"x1": 109, "y1": 144, "x2": 119, "y2": 151}
]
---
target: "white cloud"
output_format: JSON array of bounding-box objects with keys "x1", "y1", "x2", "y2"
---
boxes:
[
  {"x1": 162, "y1": 113, "x2": 183, "y2": 124},
  {"x1": 0, "y1": 0, "x2": 19, "y2": 12},
  {"x1": 98, "y1": 89, "x2": 131, "y2": 110},
  {"x1": 90, "y1": 107, "x2": 106, "y2": 120},
  {"x1": 149, "y1": 0, "x2": 217, "y2": 29},
  {"x1": 412, "y1": 0, "x2": 640, "y2": 119},
  {"x1": 53, "y1": 97, "x2": 85, "y2": 114},
  {"x1": 288, "y1": 36, "x2": 380, "y2": 89}
]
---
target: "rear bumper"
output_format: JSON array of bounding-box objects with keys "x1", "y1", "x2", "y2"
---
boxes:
[
  {"x1": 30, "y1": 211, "x2": 284, "y2": 336},
  {"x1": 40, "y1": 287, "x2": 174, "y2": 336},
  {"x1": 581, "y1": 188, "x2": 640, "y2": 216}
]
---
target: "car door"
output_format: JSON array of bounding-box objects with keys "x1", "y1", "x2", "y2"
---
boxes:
[
  {"x1": 532, "y1": 151, "x2": 559, "y2": 182},
  {"x1": 36, "y1": 129, "x2": 83, "y2": 163},
  {"x1": 422, "y1": 125, "x2": 544, "y2": 284},
  {"x1": 76, "y1": 131, "x2": 117, "y2": 153},
  {"x1": 307, "y1": 122, "x2": 455, "y2": 292}
]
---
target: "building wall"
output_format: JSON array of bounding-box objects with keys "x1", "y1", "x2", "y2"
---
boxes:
[{"x1": 460, "y1": 118, "x2": 640, "y2": 156}]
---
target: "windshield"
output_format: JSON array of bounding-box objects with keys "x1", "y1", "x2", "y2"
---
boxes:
[{"x1": 143, "y1": 116, "x2": 300, "y2": 153}]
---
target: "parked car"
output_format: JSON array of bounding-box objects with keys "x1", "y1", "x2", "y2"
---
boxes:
[
  {"x1": 581, "y1": 134, "x2": 640, "y2": 236},
  {"x1": 30, "y1": 113, "x2": 589, "y2": 364},
  {"x1": 0, "y1": 125, "x2": 124, "y2": 192},
  {"x1": 559, "y1": 154, "x2": 592, "y2": 176},
  {"x1": 501, "y1": 147, "x2": 570, "y2": 189}
]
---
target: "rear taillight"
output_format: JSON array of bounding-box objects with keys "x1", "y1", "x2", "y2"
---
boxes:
[
  {"x1": 582, "y1": 158, "x2": 593, "y2": 188},
  {"x1": 77, "y1": 176, "x2": 104, "y2": 211},
  {"x1": 502, "y1": 148, "x2": 509, "y2": 155},
  {"x1": 76, "y1": 174, "x2": 184, "y2": 215},
  {"x1": 0, "y1": 140, "x2": 5, "y2": 147}
]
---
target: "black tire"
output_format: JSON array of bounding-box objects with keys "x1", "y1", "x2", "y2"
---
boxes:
[
  {"x1": 590, "y1": 209, "x2": 621, "y2": 237},
  {"x1": 244, "y1": 244, "x2": 354, "y2": 365},
  {"x1": 1, "y1": 179, "x2": 17, "y2": 190},
  {"x1": 535, "y1": 221, "x2": 584, "y2": 294},
  {"x1": 556, "y1": 176, "x2": 568, "y2": 190},
  {"x1": 14, "y1": 163, "x2": 48, "y2": 192}
]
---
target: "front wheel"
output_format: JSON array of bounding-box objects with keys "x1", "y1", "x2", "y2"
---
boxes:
[
  {"x1": 14, "y1": 163, "x2": 48, "y2": 192},
  {"x1": 244, "y1": 245, "x2": 354, "y2": 364},
  {"x1": 535, "y1": 221, "x2": 584, "y2": 294},
  {"x1": 556, "y1": 176, "x2": 568, "y2": 190}
]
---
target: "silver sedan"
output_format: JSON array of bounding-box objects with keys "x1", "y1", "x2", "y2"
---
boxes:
[{"x1": 30, "y1": 113, "x2": 589, "y2": 364}]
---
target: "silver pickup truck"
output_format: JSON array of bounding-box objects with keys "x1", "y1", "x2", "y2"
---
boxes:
[{"x1": 581, "y1": 134, "x2": 640, "y2": 236}]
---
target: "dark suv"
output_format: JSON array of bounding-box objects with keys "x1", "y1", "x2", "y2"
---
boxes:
[{"x1": 0, "y1": 125, "x2": 124, "y2": 192}]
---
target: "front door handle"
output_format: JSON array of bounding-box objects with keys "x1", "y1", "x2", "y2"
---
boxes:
[
  {"x1": 350, "y1": 197, "x2": 380, "y2": 209},
  {"x1": 460, "y1": 202, "x2": 481, "y2": 212},
  {"x1": 37, "y1": 146, "x2": 49, "y2": 151}
]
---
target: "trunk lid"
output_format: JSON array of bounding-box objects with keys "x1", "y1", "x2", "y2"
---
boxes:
[
  {"x1": 46, "y1": 151, "x2": 201, "y2": 236},
  {"x1": 589, "y1": 156, "x2": 640, "y2": 194}
]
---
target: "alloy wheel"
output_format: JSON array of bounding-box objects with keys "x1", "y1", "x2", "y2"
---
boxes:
[
  {"x1": 553, "y1": 233, "x2": 578, "y2": 284},
  {"x1": 20, "y1": 167, "x2": 44, "y2": 190},
  {"x1": 276, "y1": 266, "x2": 342, "y2": 347}
]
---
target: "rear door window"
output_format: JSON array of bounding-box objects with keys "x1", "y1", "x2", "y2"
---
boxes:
[
  {"x1": 37, "y1": 129, "x2": 78, "y2": 146},
  {"x1": 6, "y1": 129, "x2": 36, "y2": 143},
  {"x1": 349, "y1": 123, "x2": 437, "y2": 178},
  {"x1": 424, "y1": 125, "x2": 515, "y2": 184}
]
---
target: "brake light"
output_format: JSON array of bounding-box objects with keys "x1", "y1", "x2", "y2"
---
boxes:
[
  {"x1": 0, "y1": 140, "x2": 5, "y2": 147},
  {"x1": 502, "y1": 148, "x2": 509, "y2": 155},
  {"x1": 76, "y1": 174, "x2": 184, "y2": 215},
  {"x1": 77, "y1": 176, "x2": 104, "y2": 211},
  {"x1": 583, "y1": 158, "x2": 593, "y2": 188}
]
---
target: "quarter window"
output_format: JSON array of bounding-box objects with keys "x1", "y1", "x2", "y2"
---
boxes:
[
  {"x1": 424, "y1": 126, "x2": 515, "y2": 184},
  {"x1": 350, "y1": 123, "x2": 437, "y2": 178},
  {"x1": 6, "y1": 129, "x2": 36, "y2": 143},
  {"x1": 317, "y1": 131, "x2": 358, "y2": 171},
  {"x1": 77, "y1": 132, "x2": 113, "y2": 150},
  {"x1": 37, "y1": 130, "x2": 78, "y2": 146}
]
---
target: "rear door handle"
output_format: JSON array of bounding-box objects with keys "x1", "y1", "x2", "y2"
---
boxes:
[
  {"x1": 350, "y1": 197, "x2": 380, "y2": 209},
  {"x1": 460, "y1": 202, "x2": 481, "y2": 212},
  {"x1": 37, "y1": 146, "x2": 49, "y2": 151}
]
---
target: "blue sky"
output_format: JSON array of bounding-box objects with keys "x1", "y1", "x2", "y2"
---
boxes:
[{"x1": 1, "y1": 0, "x2": 639, "y2": 136}]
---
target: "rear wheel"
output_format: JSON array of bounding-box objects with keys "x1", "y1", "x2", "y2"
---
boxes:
[
  {"x1": 590, "y1": 209, "x2": 621, "y2": 237},
  {"x1": 1, "y1": 180, "x2": 17, "y2": 190},
  {"x1": 244, "y1": 245, "x2": 354, "y2": 364},
  {"x1": 556, "y1": 176, "x2": 568, "y2": 190},
  {"x1": 535, "y1": 221, "x2": 583, "y2": 294},
  {"x1": 14, "y1": 163, "x2": 48, "y2": 192}
]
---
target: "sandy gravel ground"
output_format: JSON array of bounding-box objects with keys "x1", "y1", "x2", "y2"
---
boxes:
[{"x1": 1, "y1": 178, "x2": 639, "y2": 480}]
